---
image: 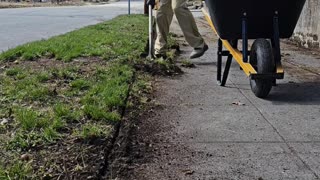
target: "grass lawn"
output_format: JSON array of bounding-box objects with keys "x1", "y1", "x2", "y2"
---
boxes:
[{"x1": 0, "y1": 15, "x2": 154, "y2": 179}]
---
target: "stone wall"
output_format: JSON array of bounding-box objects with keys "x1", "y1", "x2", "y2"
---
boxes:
[{"x1": 293, "y1": 0, "x2": 320, "y2": 48}]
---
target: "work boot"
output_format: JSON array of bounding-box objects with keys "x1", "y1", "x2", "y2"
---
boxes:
[{"x1": 189, "y1": 44, "x2": 209, "y2": 59}]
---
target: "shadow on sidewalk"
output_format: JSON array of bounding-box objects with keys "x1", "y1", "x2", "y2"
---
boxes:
[
  {"x1": 192, "y1": 61, "x2": 217, "y2": 66},
  {"x1": 267, "y1": 82, "x2": 320, "y2": 105}
]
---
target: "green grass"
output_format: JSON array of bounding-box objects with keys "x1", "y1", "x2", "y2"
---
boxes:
[
  {"x1": 14, "y1": 108, "x2": 42, "y2": 131},
  {"x1": 53, "y1": 103, "x2": 80, "y2": 122},
  {"x1": 70, "y1": 79, "x2": 91, "y2": 91},
  {"x1": 0, "y1": 15, "x2": 150, "y2": 178},
  {"x1": 36, "y1": 71, "x2": 51, "y2": 82},
  {"x1": 3, "y1": 53, "x2": 135, "y2": 150},
  {"x1": 5, "y1": 67, "x2": 22, "y2": 76},
  {"x1": 74, "y1": 123, "x2": 112, "y2": 140},
  {"x1": 0, "y1": 160, "x2": 33, "y2": 180},
  {"x1": 0, "y1": 15, "x2": 147, "y2": 62}
]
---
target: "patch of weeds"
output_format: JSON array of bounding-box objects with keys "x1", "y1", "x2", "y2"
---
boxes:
[
  {"x1": 128, "y1": 74, "x2": 154, "y2": 109},
  {"x1": 81, "y1": 64, "x2": 133, "y2": 122},
  {"x1": 75, "y1": 123, "x2": 111, "y2": 140},
  {"x1": 5, "y1": 67, "x2": 27, "y2": 79},
  {"x1": 8, "y1": 130, "x2": 43, "y2": 150},
  {"x1": 26, "y1": 85, "x2": 52, "y2": 101},
  {"x1": 5, "y1": 67, "x2": 21, "y2": 76},
  {"x1": 83, "y1": 105, "x2": 121, "y2": 122},
  {"x1": 8, "y1": 126, "x2": 60, "y2": 150},
  {"x1": 9, "y1": 107, "x2": 62, "y2": 149},
  {"x1": 51, "y1": 117, "x2": 66, "y2": 130},
  {"x1": 134, "y1": 77, "x2": 152, "y2": 93},
  {"x1": 0, "y1": 168, "x2": 5, "y2": 179},
  {"x1": 70, "y1": 79, "x2": 91, "y2": 91},
  {"x1": 14, "y1": 108, "x2": 41, "y2": 131},
  {"x1": 0, "y1": 160, "x2": 33, "y2": 180},
  {"x1": 153, "y1": 58, "x2": 183, "y2": 75},
  {"x1": 134, "y1": 58, "x2": 183, "y2": 76},
  {"x1": 168, "y1": 33, "x2": 180, "y2": 51},
  {"x1": 181, "y1": 59, "x2": 196, "y2": 68},
  {"x1": 42, "y1": 127, "x2": 60, "y2": 142},
  {"x1": 166, "y1": 50, "x2": 176, "y2": 60},
  {"x1": 36, "y1": 71, "x2": 51, "y2": 82},
  {"x1": 49, "y1": 118, "x2": 67, "y2": 131},
  {"x1": 53, "y1": 103, "x2": 70, "y2": 118},
  {"x1": 51, "y1": 67, "x2": 78, "y2": 80},
  {"x1": 5, "y1": 77, "x2": 53, "y2": 101},
  {"x1": 130, "y1": 75, "x2": 152, "y2": 100},
  {"x1": 54, "y1": 103, "x2": 81, "y2": 123},
  {"x1": 134, "y1": 31, "x2": 181, "y2": 76}
]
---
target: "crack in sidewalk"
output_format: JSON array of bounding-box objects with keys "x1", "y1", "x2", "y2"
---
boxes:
[{"x1": 229, "y1": 77, "x2": 320, "y2": 179}]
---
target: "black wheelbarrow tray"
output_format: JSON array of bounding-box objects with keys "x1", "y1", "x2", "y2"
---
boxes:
[{"x1": 202, "y1": 0, "x2": 306, "y2": 98}]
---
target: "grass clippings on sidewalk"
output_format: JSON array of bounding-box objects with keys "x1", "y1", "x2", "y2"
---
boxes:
[{"x1": 0, "y1": 15, "x2": 151, "y2": 179}]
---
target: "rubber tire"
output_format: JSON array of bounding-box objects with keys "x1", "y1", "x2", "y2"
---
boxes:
[{"x1": 249, "y1": 39, "x2": 275, "y2": 98}]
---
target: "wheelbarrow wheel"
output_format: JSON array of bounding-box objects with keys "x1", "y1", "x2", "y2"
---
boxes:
[{"x1": 249, "y1": 39, "x2": 275, "y2": 98}]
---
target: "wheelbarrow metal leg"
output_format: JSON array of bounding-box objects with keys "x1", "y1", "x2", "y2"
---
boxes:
[
  {"x1": 242, "y1": 15, "x2": 248, "y2": 63},
  {"x1": 273, "y1": 12, "x2": 281, "y2": 64},
  {"x1": 217, "y1": 39, "x2": 223, "y2": 83},
  {"x1": 272, "y1": 12, "x2": 281, "y2": 86},
  {"x1": 217, "y1": 38, "x2": 234, "y2": 86},
  {"x1": 220, "y1": 54, "x2": 233, "y2": 86}
]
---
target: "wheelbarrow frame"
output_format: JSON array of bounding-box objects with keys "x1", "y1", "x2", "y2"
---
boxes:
[{"x1": 202, "y1": 8, "x2": 285, "y2": 97}]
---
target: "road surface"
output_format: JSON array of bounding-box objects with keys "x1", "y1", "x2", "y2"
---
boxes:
[{"x1": 0, "y1": 0, "x2": 143, "y2": 52}]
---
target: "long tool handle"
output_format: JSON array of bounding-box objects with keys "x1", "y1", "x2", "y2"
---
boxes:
[
  {"x1": 148, "y1": 5, "x2": 153, "y2": 58},
  {"x1": 128, "y1": 0, "x2": 131, "y2": 15}
]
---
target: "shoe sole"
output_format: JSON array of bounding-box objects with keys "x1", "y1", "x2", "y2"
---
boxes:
[{"x1": 190, "y1": 45, "x2": 209, "y2": 59}]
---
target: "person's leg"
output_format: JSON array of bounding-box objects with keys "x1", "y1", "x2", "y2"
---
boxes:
[
  {"x1": 154, "y1": 0, "x2": 174, "y2": 55},
  {"x1": 172, "y1": 0, "x2": 205, "y2": 49}
]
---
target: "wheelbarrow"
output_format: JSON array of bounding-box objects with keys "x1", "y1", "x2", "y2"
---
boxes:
[{"x1": 202, "y1": 0, "x2": 306, "y2": 98}]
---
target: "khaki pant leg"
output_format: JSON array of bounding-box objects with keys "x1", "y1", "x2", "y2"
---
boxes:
[
  {"x1": 155, "y1": 0, "x2": 174, "y2": 55},
  {"x1": 172, "y1": 0, "x2": 204, "y2": 49}
]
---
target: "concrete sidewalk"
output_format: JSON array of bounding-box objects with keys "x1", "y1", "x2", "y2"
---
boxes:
[{"x1": 125, "y1": 15, "x2": 320, "y2": 180}]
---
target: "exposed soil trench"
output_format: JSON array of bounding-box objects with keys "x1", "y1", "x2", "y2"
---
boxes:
[{"x1": 102, "y1": 75, "x2": 200, "y2": 180}]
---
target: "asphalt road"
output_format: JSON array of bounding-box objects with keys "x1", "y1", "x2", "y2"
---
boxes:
[{"x1": 0, "y1": 0, "x2": 143, "y2": 52}]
